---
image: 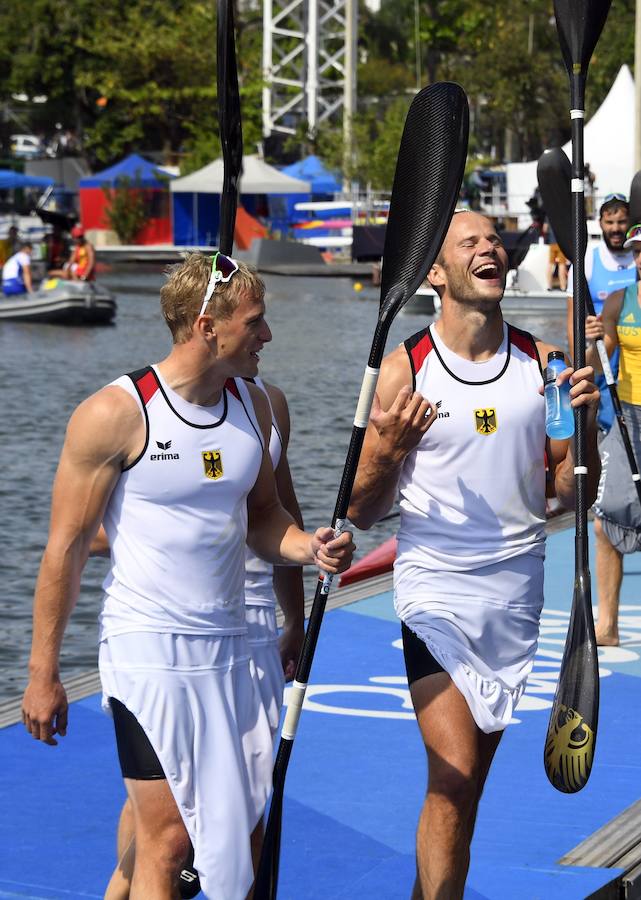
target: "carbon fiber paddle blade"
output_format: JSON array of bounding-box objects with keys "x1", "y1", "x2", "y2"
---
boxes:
[
  {"x1": 544, "y1": 573, "x2": 599, "y2": 792},
  {"x1": 537, "y1": 147, "x2": 585, "y2": 263},
  {"x1": 629, "y1": 169, "x2": 641, "y2": 227},
  {"x1": 217, "y1": 0, "x2": 243, "y2": 253},
  {"x1": 379, "y1": 82, "x2": 469, "y2": 318},
  {"x1": 553, "y1": 0, "x2": 611, "y2": 80}
]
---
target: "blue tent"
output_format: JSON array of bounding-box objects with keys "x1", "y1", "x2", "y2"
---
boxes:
[
  {"x1": 79, "y1": 154, "x2": 172, "y2": 188},
  {"x1": 280, "y1": 155, "x2": 341, "y2": 194},
  {"x1": 276, "y1": 155, "x2": 342, "y2": 231},
  {"x1": 0, "y1": 170, "x2": 54, "y2": 190}
]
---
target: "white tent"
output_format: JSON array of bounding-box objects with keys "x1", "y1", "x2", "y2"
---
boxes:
[
  {"x1": 506, "y1": 65, "x2": 635, "y2": 217},
  {"x1": 170, "y1": 154, "x2": 310, "y2": 194}
]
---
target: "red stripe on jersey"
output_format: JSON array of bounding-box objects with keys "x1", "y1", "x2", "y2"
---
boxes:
[
  {"x1": 510, "y1": 328, "x2": 538, "y2": 361},
  {"x1": 225, "y1": 378, "x2": 240, "y2": 399},
  {"x1": 136, "y1": 370, "x2": 159, "y2": 405},
  {"x1": 410, "y1": 332, "x2": 434, "y2": 374}
]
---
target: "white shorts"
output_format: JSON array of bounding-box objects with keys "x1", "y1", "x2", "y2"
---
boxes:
[
  {"x1": 246, "y1": 604, "x2": 284, "y2": 737},
  {"x1": 395, "y1": 553, "x2": 544, "y2": 733},
  {"x1": 99, "y1": 631, "x2": 273, "y2": 900}
]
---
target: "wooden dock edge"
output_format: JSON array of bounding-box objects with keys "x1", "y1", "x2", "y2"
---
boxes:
[{"x1": 560, "y1": 798, "x2": 641, "y2": 898}]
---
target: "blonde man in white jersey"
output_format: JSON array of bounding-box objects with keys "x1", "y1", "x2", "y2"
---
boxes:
[
  {"x1": 349, "y1": 212, "x2": 600, "y2": 900},
  {"x1": 98, "y1": 375, "x2": 304, "y2": 899},
  {"x1": 21, "y1": 252, "x2": 354, "y2": 900}
]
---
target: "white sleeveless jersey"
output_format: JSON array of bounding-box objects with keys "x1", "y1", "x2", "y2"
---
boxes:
[
  {"x1": 244, "y1": 377, "x2": 283, "y2": 608},
  {"x1": 99, "y1": 366, "x2": 264, "y2": 639},
  {"x1": 395, "y1": 322, "x2": 547, "y2": 594}
]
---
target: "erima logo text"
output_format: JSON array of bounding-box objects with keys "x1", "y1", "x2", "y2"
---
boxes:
[
  {"x1": 435, "y1": 400, "x2": 449, "y2": 419},
  {"x1": 151, "y1": 439, "x2": 180, "y2": 461}
]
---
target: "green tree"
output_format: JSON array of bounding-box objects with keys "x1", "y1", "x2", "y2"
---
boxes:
[{"x1": 101, "y1": 176, "x2": 149, "y2": 244}]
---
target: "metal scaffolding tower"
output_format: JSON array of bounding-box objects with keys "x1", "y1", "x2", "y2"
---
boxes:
[{"x1": 262, "y1": 0, "x2": 357, "y2": 141}]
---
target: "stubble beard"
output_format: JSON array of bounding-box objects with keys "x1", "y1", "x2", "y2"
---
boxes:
[{"x1": 445, "y1": 266, "x2": 505, "y2": 311}]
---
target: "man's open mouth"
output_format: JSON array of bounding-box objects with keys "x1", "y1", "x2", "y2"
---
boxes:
[{"x1": 473, "y1": 263, "x2": 501, "y2": 280}]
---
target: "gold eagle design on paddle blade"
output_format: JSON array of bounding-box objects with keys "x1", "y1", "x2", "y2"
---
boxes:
[
  {"x1": 202, "y1": 449, "x2": 223, "y2": 480},
  {"x1": 544, "y1": 705, "x2": 594, "y2": 793},
  {"x1": 474, "y1": 408, "x2": 497, "y2": 435}
]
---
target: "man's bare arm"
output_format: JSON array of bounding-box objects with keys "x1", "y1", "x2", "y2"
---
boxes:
[
  {"x1": 246, "y1": 385, "x2": 354, "y2": 573},
  {"x1": 537, "y1": 341, "x2": 601, "y2": 509},
  {"x1": 22, "y1": 387, "x2": 143, "y2": 745},
  {"x1": 264, "y1": 382, "x2": 305, "y2": 678}
]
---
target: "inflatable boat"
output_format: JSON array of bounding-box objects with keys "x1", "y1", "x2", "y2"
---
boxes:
[{"x1": 0, "y1": 278, "x2": 116, "y2": 325}]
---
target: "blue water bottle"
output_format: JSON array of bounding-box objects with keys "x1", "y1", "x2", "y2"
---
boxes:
[{"x1": 544, "y1": 351, "x2": 574, "y2": 439}]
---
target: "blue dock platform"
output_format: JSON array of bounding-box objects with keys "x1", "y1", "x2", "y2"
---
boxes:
[{"x1": 2, "y1": 519, "x2": 641, "y2": 898}]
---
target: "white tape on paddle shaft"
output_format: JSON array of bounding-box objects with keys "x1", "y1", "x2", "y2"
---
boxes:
[
  {"x1": 571, "y1": 179, "x2": 584, "y2": 193},
  {"x1": 282, "y1": 680, "x2": 307, "y2": 740},
  {"x1": 596, "y1": 342, "x2": 615, "y2": 384},
  {"x1": 634, "y1": 474, "x2": 641, "y2": 482},
  {"x1": 574, "y1": 466, "x2": 588, "y2": 476},
  {"x1": 354, "y1": 366, "x2": 379, "y2": 428},
  {"x1": 570, "y1": 109, "x2": 585, "y2": 119}
]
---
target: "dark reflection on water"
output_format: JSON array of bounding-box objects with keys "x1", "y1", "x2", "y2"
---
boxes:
[{"x1": 0, "y1": 266, "x2": 566, "y2": 700}]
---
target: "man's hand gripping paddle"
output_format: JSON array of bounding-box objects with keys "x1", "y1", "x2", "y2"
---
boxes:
[
  {"x1": 253, "y1": 81, "x2": 470, "y2": 900},
  {"x1": 540, "y1": 0, "x2": 612, "y2": 794}
]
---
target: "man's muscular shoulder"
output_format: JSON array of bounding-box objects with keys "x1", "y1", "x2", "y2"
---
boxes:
[{"x1": 65, "y1": 384, "x2": 144, "y2": 468}]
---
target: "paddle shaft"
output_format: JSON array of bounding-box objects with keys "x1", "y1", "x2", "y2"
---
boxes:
[
  {"x1": 255, "y1": 313, "x2": 399, "y2": 900},
  {"x1": 541, "y1": 0, "x2": 610, "y2": 792},
  {"x1": 569, "y1": 80, "x2": 590, "y2": 565},
  {"x1": 217, "y1": 0, "x2": 242, "y2": 255}
]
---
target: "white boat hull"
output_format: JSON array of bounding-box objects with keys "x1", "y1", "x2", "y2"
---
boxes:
[{"x1": 0, "y1": 279, "x2": 116, "y2": 325}]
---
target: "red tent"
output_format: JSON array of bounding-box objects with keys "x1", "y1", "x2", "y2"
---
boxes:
[{"x1": 78, "y1": 154, "x2": 173, "y2": 244}]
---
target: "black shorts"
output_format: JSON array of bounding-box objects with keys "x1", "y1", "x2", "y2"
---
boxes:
[
  {"x1": 110, "y1": 697, "x2": 165, "y2": 780},
  {"x1": 401, "y1": 621, "x2": 445, "y2": 685}
]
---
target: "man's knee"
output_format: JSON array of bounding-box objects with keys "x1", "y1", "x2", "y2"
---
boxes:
[
  {"x1": 428, "y1": 765, "x2": 480, "y2": 815},
  {"x1": 137, "y1": 818, "x2": 190, "y2": 870}
]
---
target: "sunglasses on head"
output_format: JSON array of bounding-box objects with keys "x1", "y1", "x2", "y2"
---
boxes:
[
  {"x1": 199, "y1": 251, "x2": 240, "y2": 317},
  {"x1": 626, "y1": 223, "x2": 641, "y2": 241},
  {"x1": 602, "y1": 192, "x2": 627, "y2": 204}
]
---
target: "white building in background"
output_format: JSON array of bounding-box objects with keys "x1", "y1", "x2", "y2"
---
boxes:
[{"x1": 506, "y1": 65, "x2": 636, "y2": 218}]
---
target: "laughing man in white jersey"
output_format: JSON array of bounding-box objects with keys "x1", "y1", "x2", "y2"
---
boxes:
[
  {"x1": 22, "y1": 252, "x2": 353, "y2": 900},
  {"x1": 348, "y1": 212, "x2": 600, "y2": 899}
]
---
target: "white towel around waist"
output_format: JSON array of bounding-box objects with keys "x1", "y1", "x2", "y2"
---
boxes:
[
  {"x1": 395, "y1": 552, "x2": 544, "y2": 733},
  {"x1": 99, "y1": 631, "x2": 273, "y2": 900}
]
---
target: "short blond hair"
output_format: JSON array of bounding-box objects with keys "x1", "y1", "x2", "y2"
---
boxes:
[{"x1": 160, "y1": 252, "x2": 265, "y2": 343}]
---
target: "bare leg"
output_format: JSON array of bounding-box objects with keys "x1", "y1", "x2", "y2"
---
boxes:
[
  {"x1": 546, "y1": 262, "x2": 555, "y2": 290},
  {"x1": 104, "y1": 800, "x2": 135, "y2": 900},
  {"x1": 594, "y1": 517, "x2": 624, "y2": 645},
  {"x1": 409, "y1": 672, "x2": 502, "y2": 900},
  {"x1": 558, "y1": 263, "x2": 568, "y2": 292},
  {"x1": 126, "y1": 778, "x2": 191, "y2": 900}
]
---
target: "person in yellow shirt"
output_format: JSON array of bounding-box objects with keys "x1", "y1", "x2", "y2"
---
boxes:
[
  {"x1": 48, "y1": 225, "x2": 95, "y2": 281},
  {"x1": 587, "y1": 223, "x2": 641, "y2": 645}
]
